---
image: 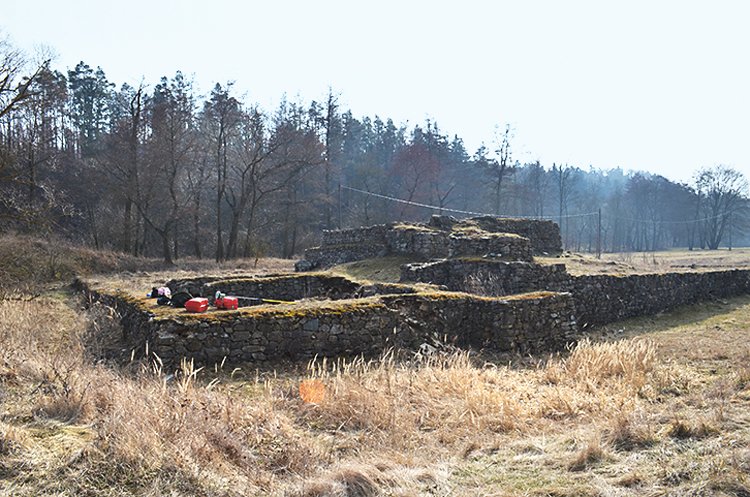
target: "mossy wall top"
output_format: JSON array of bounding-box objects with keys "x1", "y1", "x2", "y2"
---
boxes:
[{"x1": 167, "y1": 273, "x2": 419, "y2": 302}]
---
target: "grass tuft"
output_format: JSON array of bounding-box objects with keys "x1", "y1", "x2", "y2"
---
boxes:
[
  {"x1": 330, "y1": 256, "x2": 420, "y2": 283},
  {"x1": 604, "y1": 409, "x2": 658, "y2": 450},
  {"x1": 299, "y1": 467, "x2": 380, "y2": 497},
  {"x1": 666, "y1": 418, "x2": 717, "y2": 440},
  {"x1": 615, "y1": 472, "x2": 643, "y2": 488},
  {"x1": 545, "y1": 338, "x2": 657, "y2": 387},
  {"x1": 567, "y1": 439, "x2": 606, "y2": 472},
  {"x1": 0, "y1": 422, "x2": 25, "y2": 456}
]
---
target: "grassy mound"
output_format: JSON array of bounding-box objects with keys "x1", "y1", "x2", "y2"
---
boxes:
[
  {"x1": 0, "y1": 235, "x2": 166, "y2": 291},
  {"x1": 0, "y1": 235, "x2": 296, "y2": 293},
  {"x1": 330, "y1": 256, "x2": 419, "y2": 283}
]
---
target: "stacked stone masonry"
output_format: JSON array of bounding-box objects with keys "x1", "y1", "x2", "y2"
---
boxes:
[
  {"x1": 297, "y1": 215, "x2": 556, "y2": 270},
  {"x1": 80, "y1": 279, "x2": 577, "y2": 367},
  {"x1": 568, "y1": 271, "x2": 750, "y2": 326},
  {"x1": 166, "y1": 274, "x2": 420, "y2": 304},
  {"x1": 442, "y1": 216, "x2": 563, "y2": 255},
  {"x1": 401, "y1": 259, "x2": 568, "y2": 296},
  {"x1": 401, "y1": 259, "x2": 750, "y2": 328}
]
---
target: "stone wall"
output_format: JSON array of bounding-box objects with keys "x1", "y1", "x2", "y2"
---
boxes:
[
  {"x1": 401, "y1": 259, "x2": 568, "y2": 296},
  {"x1": 167, "y1": 274, "x2": 420, "y2": 304},
  {"x1": 407, "y1": 261, "x2": 750, "y2": 328},
  {"x1": 81, "y1": 262, "x2": 750, "y2": 370},
  {"x1": 298, "y1": 217, "x2": 538, "y2": 270},
  {"x1": 448, "y1": 233, "x2": 532, "y2": 260},
  {"x1": 297, "y1": 244, "x2": 388, "y2": 270},
  {"x1": 81, "y1": 281, "x2": 578, "y2": 367},
  {"x1": 433, "y1": 216, "x2": 562, "y2": 255},
  {"x1": 204, "y1": 274, "x2": 360, "y2": 302},
  {"x1": 385, "y1": 227, "x2": 450, "y2": 258},
  {"x1": 74, "y1": 279, "x2": 158, "y2": 355},
  {"x1": 568, "y1": 270, "x2": 750, "y2": 327},
  {"x1": 149, "y1": 300, "x2": 406, "y2": 365},
  {"x1": 296, "y1": 225, "x2": 392, "y2": 270},
  {"x1": 382, "y1": 292, "x2": 576, "y2": 354},
  {"x1": 164, "y1": 276, "x2": 227, "y2": 296},
  {"x1": 321, "y1": 224, "x2": 390, "y2": 247}
]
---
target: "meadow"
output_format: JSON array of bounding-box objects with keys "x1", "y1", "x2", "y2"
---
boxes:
[{"x1": 2, "y1": 237, "x2": 750, "y2": 496}]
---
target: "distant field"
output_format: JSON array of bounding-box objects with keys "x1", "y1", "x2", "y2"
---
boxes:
[
  {"x1": 537, "y1": 247, "x2": 750, "y2": 276},
  {"x1": 328, "y1": 248, "x2": 750, "y2": 283}
]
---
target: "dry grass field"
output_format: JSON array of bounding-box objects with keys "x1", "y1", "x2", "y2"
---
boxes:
[
  {"x1": 538, "y1": 247, "x2": 750, "y2": 276},
  {"x1": 2, "y1": 238, "x2": 750, "y2": 496}
]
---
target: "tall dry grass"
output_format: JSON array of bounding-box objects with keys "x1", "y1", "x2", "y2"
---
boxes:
[
  {"x1": 1, "y1": 290, "x2": 670, "y2": 496},
  {"x1": 302, "y1": 339, "x2": 659, "y2": 444},
  {"x1": 0, "y1": 296, "x2": 317, "y2": 496}
]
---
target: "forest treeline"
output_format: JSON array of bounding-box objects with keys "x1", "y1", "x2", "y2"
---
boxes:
[{"x1": 1, "y1": 40, "x2": 748, "y2": 262}]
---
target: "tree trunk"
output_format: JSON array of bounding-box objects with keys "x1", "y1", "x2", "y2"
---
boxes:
[
  {"x1": 123, "y1": 199, "x2": 133, "y2": 253},
  {"x1": 161, "y1": 227, "x2": 174, "y2": 265}
]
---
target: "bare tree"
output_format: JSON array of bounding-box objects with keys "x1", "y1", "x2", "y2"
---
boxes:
[
  {"x1": 0, "y1": 38, "x2": 64, "y2": 233},
  {"x1": 552, "y1": 163, "x2": 574, "y2": 246},
  {"x1": 480, "y1": 124, "x2": 514, "y2": 215},
  {"x1": 0, "y1": 37, "x2": 46, "y2": 119},
  {"x1": 518, "y1": 161, "x2": 548, "y2": 218},
  {"x1": 202, "y1": 83, "x2": 241, "y2": 262},
  {"x1": 224, "y1": 107, "x2": 265, "y2": 259},
  {"x1": 390, "y1": 140, "x2": 436, "y2": 221},
  {"x1": 242, "y1": 104, "x2": 322, "y2": 258},
  {"x1": 101, "y1": 84, "x2": 145, "y2": 254},
  {"x1": 185, "y1": 147, "x2": 210, "y2": 258},
  {"x1": 136, "y1": 74, "x2": 195, "y2": 263},
  {"x1": 695, "y1": 165, "x2": 748, "y2": 250}
]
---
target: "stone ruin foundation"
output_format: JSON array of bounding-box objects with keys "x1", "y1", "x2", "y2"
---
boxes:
[
  {"x1": 79, "y1": 273, "x2": 577, "y2": 367},
  {"x1": 294, "y1": 215, "x2": 562, "y2": 271},
  {"x1": 80, "y1": 215, "x2": 750, "y2": 368}
]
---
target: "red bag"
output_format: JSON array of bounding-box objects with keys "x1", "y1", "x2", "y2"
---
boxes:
[
  {"x1": 215, "y1": 296, "x2": 239, "y2": 310},
  {"x1": 185, "y1": 297, "x2": 209, "y2": 313}
]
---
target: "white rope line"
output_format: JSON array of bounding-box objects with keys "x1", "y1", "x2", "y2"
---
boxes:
[
  {"x1": 343, "y1": 186, "x2": 490, "y2": 216},
  {"x1": 342, "y1": 186, "x2": 599, "y2": 220},
  {"x1": 342, "y1": 186, "x2": 745, "y2": 225}
]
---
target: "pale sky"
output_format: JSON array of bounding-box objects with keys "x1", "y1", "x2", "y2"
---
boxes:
[{"x1": 4, "y1": 0, "x2": 749, "y2": 184}]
